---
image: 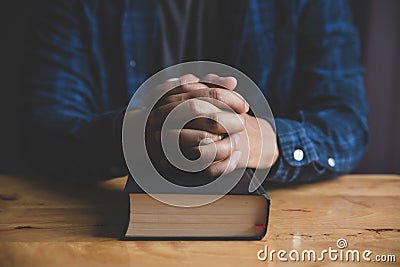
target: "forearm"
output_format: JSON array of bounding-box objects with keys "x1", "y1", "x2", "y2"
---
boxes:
[
  {"x1": 263, "y1": 0, "x2": 368, "y2": 183},
  {"x1": 24, "y1": 107, "x2": 127, "y2": 181}
]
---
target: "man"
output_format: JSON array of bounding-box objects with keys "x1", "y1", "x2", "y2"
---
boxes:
[{"x1": 23, "y1": 0, "x2": 368, "y2": 183}]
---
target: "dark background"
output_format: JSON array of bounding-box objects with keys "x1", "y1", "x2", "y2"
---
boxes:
[{"x1": 0, "y1": 0, "x2": 399, "y2": 175}]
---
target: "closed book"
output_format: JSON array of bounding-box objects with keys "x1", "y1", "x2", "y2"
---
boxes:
[{"x1": 123, "y1": 169, "x2": 270, "y2": 240}]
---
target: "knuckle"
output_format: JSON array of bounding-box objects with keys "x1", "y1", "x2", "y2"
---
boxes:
[
  {"x1": 205, "y1": 167, "x2": 216, "y2": 177},
  {"x1": 207, "y1": 165, "x2": 222, "y2": 177},
  {"x1": 209, "y1": 113, "x2": 219, "y2": 122},
  {"x1": 207, "y1": 117, "x2": 219, "y2": 130},
  {"x1": 184, "y1": 82, "x2": 207, "y2": 92},
  {"x1": 197, "y1": 131, "x2": 209, "y2": 142},
  {"x1": 180, "y1": 74, "x2": 198, "y2": 84},
  {"x1": 207, "y1": 114, "x2": 224, "y2": 132},
  {"x1": 188, "y1": 99, "x2": 202, "y2": 115},
  {"x1": 208, "y1": 88, "x2": 221, "y2": 101},
  {"x1": 176, "y1": 94, "x2": 185, "y2": 102},
  {"x1": 219, "y1": 141, "x2": 232, "y2": 155},
  {"x1": 164, "y1": 95, "x2": 176, "y2": 104},
  {"x1": 203, "y1": 73, "x2": 218, "y2": 83},
  {"x1": 180, "y1": 83, "x2": 194, "y2": 92}
]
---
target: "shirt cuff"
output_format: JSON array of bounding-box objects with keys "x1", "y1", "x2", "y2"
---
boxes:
[{"x1": 267, "y1": 118, "x2": 319, "y2": 182}]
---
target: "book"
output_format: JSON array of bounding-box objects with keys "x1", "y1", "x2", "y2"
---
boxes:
[{"x1": 123, "y1": 169, "x2": 270, "y2": 240}]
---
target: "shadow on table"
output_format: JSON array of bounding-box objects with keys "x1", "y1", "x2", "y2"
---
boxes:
[{"x1": 1, "y1": 169, "x2": 129, "y2": 239}]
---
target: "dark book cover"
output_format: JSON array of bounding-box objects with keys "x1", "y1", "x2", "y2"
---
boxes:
[{"x1": 123, "y1": 169, "x2": 270, "y2": 240}]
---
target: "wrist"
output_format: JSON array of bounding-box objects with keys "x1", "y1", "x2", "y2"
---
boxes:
[{"x1": 242, "y1": 115, "x2": 278, "y2": 169}]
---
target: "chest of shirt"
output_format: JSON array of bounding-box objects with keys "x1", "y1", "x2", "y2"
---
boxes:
[{"x1": 84, "y1": 0, "x2": 299, "y2": 113}]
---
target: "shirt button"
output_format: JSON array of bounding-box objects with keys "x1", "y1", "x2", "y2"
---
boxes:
[
  {"x1": 328, "y1": 157, "x2": 335, "y2": 167},
  {"x1": 293, "y1": 149, "x2": 304, "y2": 161},
  {"x1": 129, "y1": 59, "x2": 136, "y2": 68}
]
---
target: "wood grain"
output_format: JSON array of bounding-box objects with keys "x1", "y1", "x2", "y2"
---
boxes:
[{"x1": 0, "y1": 174, "x2": 399, "y2": 266}]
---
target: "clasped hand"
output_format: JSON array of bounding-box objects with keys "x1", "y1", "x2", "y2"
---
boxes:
[{"x1": 143, "y1": 73, "x2": 278, "y2": 178}]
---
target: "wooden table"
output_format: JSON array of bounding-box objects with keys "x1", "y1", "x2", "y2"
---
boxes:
[{"x1": 0, "y1": 174, "x2": 399, "y2": 266}]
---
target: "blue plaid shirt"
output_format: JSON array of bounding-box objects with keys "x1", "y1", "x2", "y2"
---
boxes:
[{"x1": 24, "y1": 0, "x2": 368, "y2": 183}]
